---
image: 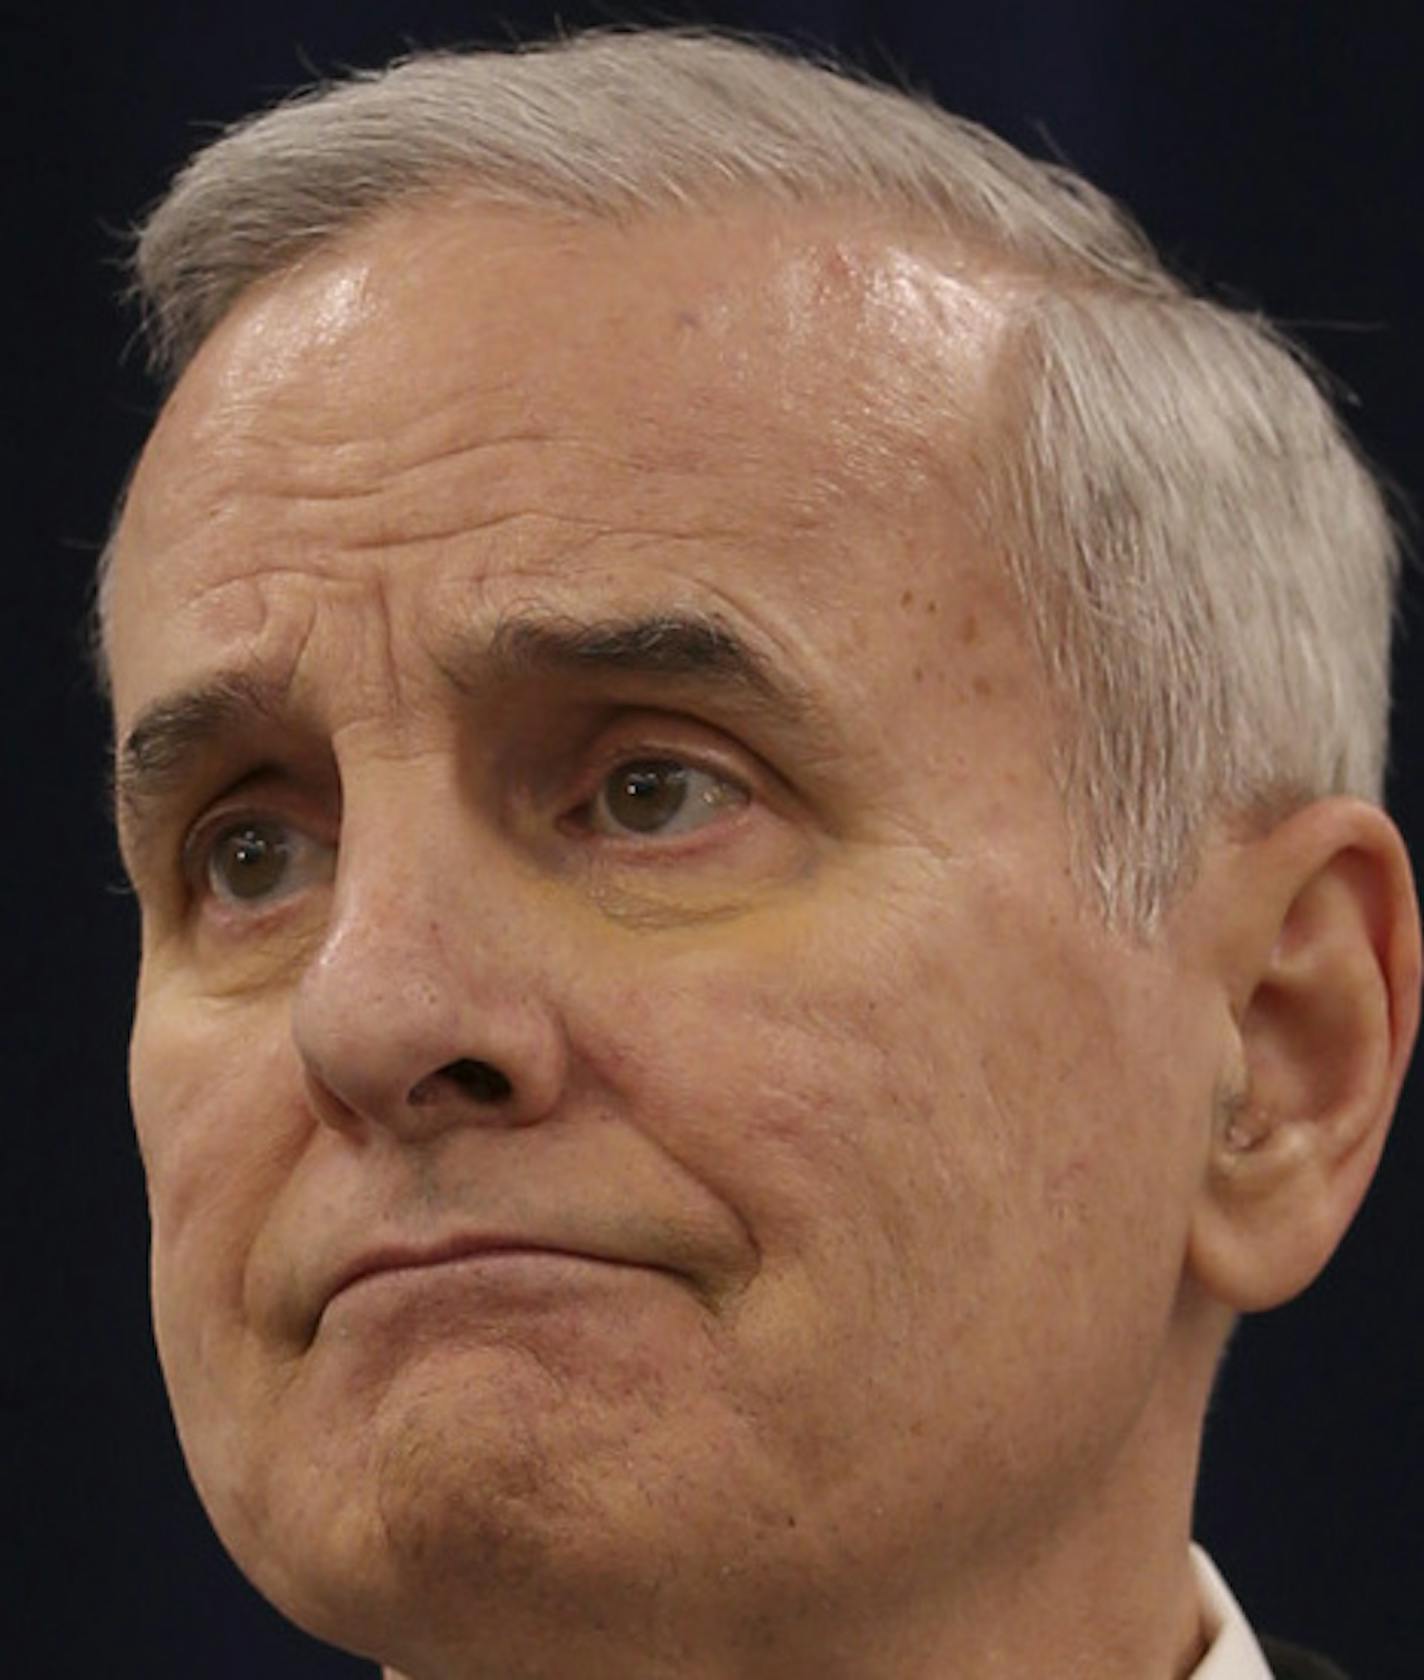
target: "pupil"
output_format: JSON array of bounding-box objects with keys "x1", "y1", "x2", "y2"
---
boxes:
[{"x1": 606, "y1": 762, "x2": 689, "y2": 833}]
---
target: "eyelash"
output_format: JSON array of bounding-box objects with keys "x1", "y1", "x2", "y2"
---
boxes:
[
  {"x1": 180, "y1": 737, "x2": 758, "y2": 915},
  {"x1": 560, "y1": 739, "x2": 752, "y2": 842}
]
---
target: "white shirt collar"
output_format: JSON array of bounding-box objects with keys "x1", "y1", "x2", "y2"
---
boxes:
[{"x1": 1190, "y1": 1545, "x2": 1274, "y2": 1680}]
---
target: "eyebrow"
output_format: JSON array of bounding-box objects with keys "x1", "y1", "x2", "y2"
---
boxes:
[
  {"x1": 481, "y1": 609, "x2": 800, "y2": 702},
  {"x1": 114, "y1": 608, "x2": 822, "y2": 838},
  {"x1": 115, "y1": 670, "x2": 290, "y2": 825}
]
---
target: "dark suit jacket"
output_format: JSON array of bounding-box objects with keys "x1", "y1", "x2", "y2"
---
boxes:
[{"x1": 1260, "y1": 1635, "x2": 1350, "y2": 1680}]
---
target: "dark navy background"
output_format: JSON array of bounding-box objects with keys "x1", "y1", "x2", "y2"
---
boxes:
[{"x1": 7, "y1": 3, "x2": 1421, "y2": 1674}]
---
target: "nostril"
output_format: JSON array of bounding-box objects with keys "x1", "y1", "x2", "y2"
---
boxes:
[
  {"x1": 407, "y1": 1058, "x2": 513, "y2": 1109},
  {"x1": 438, "y1": 1058, "x2": 513, "y2": 1105}
]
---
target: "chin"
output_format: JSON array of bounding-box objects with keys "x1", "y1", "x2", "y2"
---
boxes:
[
  {"x1": 188, "y1": 1348, "x2": 690, "y2": 1651},
  {"x1": 191, "y1": 1349, "x2": 851, "y2": 1680}
]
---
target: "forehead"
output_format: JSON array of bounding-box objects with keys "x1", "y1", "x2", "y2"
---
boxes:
[{"x1": 106, "y1": 199, "x2": 1014, "y2": 730}]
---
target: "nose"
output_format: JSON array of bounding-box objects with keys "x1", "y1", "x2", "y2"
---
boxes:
[{"x1": 291, "y1": 802, "x2": 569, "y2": 1141}]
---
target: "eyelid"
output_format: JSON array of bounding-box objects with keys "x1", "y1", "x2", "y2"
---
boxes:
[
  {"x1": 563, "y1": 722, "x2": 757, "y2": 818},
  {"x1": 572, "y1": 711, "x2": 764, "y2": 795},
  {"x1": 544, "y1": 720, "x2": 774, "y2": 869}
]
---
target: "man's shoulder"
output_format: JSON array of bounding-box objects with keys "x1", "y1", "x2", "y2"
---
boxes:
[{"x1": 1259, "y1": 1635, "x2": 1352, "y2": 1680}]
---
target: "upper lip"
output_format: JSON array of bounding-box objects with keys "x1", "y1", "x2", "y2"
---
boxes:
[{"x1": 322, "y1": 1231, "x2": 663, "y2": 1313}]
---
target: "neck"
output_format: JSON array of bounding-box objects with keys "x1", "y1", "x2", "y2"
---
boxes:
[{"x1": 377, "y1": 1520, "x2": 1208, "y2": 1680}]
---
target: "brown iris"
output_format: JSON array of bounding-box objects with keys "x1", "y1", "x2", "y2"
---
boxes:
[
  {"x1": 209, "y1": 822, "x2": 292, "y2": 901},
  {"x1": 601, "y1": 761, "x2": 692, "y2": 834}
]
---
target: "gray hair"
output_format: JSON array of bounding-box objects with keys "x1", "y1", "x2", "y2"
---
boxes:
[{"x1": 114, "y1": 28, "x2": 1399, "y2": 928}]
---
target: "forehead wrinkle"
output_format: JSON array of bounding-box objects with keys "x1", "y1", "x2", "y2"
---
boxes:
[{"x1": 112, "y1": 206, "x2": 996, "y2": 851}]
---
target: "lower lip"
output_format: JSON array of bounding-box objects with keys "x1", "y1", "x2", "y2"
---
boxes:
[{"x1": 321, "y1": 1248, "x2": 661, "y2": 1328}]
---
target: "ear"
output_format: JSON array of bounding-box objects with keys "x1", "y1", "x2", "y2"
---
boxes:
[{"x1": 1188, "y1": 798, "x2": 1420, "y2": 1313}]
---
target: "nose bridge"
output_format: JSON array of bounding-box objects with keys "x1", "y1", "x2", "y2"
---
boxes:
[
  {"x1": 292, "y1": 756, "x2": 566, "y2": 1135},
  {"x1": 332, "y1": 771, "x2": 469, "y2": 988},
  {"x1": 325, "y1": 752, "x2": 476, "y2": 980}
]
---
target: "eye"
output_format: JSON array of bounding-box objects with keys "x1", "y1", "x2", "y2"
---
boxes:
[
  {"x1": 197, "y1": 818, "x2": 333, "y2": 908},
  {"x1": 587, "y1": 758, "x2": 748, "y2": 839}
]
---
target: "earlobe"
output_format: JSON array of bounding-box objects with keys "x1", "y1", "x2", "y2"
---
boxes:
[{"x1": 1188, "y1": 798, "x2": 1421, "y2": 1314}]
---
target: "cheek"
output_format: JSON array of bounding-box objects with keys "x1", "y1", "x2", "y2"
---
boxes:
[
  {"x1": 569, "y1": 903, "x2": 997, "y2": 1323},
  {"x1": 959, "y1": 938, "x2": 1208, "y2": 1376},
  {"x1": 574, "y1": 881, "x2": 1198, "y2": 1373},
  {"x1": 130, "y1": 981, "x2": 304, "y2": 1374}
]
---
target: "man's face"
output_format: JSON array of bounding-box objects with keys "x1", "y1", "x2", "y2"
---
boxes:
[{"x1": 109, "y1": 202, "x2": 1223, "y2": 1676}]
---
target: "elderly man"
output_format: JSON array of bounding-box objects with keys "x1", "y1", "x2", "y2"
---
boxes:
[{"x1": 101, "y1": 29, "x2": 1417, "y2": 1680}]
